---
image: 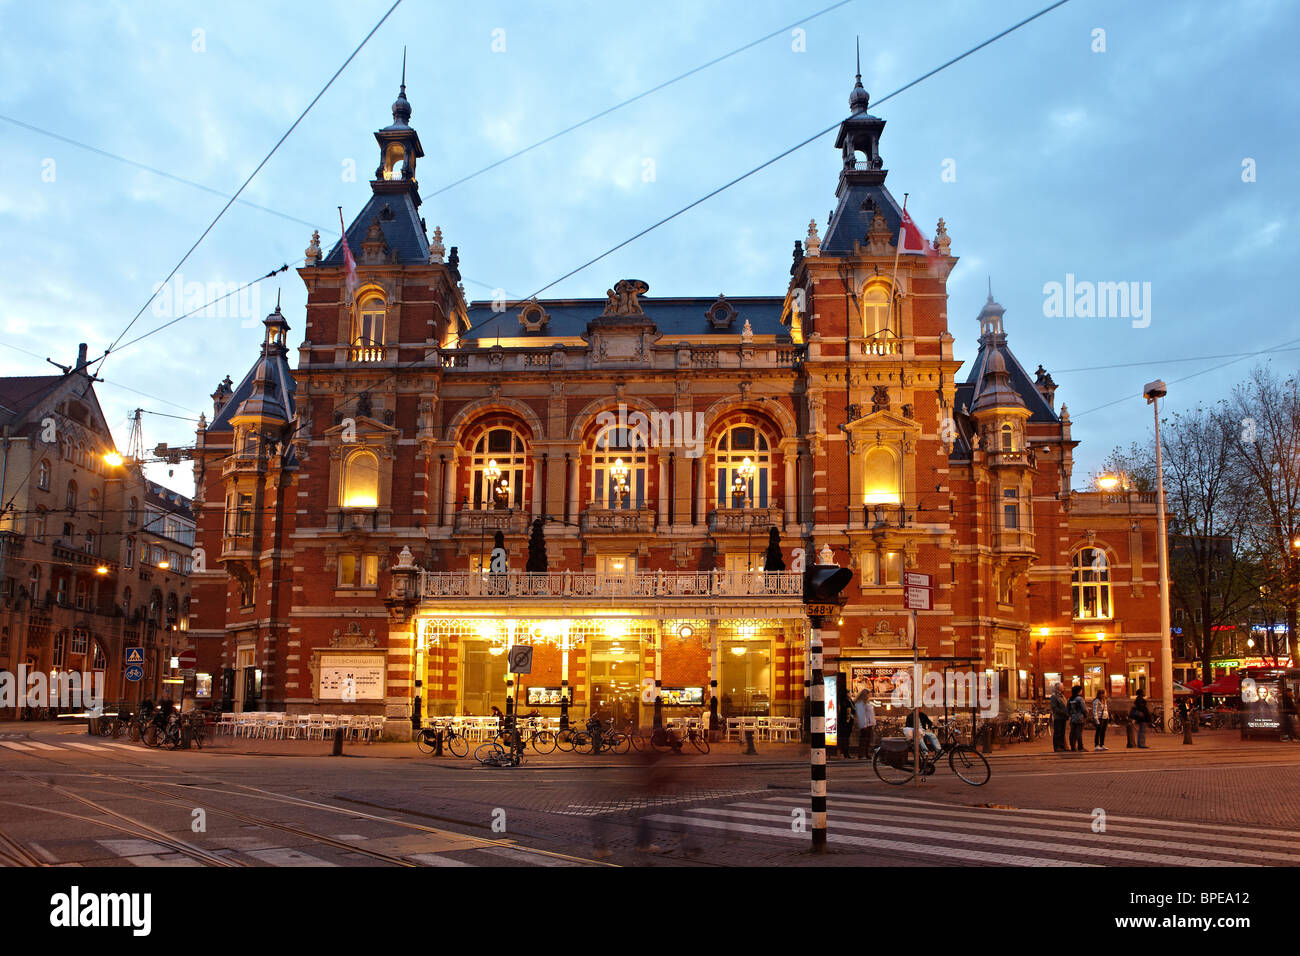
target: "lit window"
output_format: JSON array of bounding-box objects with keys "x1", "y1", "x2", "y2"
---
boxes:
[
  {"x1": 354, "y1": 296, "x2": 385, "y2": 351},
  {"x1": 863, "y1": 447, "x2": 900, "y2": 505},
  {"x1": 591, "y1": 422, "x2": 647, "y2": 510},
  {"x1": 342, "y1": 449, "x2": 379, "y2": 508},
  {"x1": 92, "y1": 642, "x2": 107, "y2": 671},
  {"x1": 470, "y1": 427, "x2": 527, "y2": 509},
  {"x1": 861, "y1": 550, "x2": 902, "y2": 587},
  {"x1": 861, "y1": 281, "x2": 894, "y2": 337},
  {"x1": 1072, "y1": 548, "x2": 1112, "y2": 620},
  {"x1": 338, "y1": 554, "x2": 379, "y2": 588},
  {"x1": 714, "y1": 424, "x2": 771, "y2": 509}
]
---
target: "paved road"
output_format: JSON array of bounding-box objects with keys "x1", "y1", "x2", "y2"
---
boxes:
[{"x1": 1, "y1": 725, "x2": 1297, "y2": 867}]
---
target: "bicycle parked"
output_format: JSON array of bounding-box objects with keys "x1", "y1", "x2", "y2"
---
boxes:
[
  {"x1": 475, "y1": 739, "x2": 525, "y2": 767},
  {"x1": 415, "y1": 722, "x2": 470, "y2": 757},
  {"x1": 649, "y1": 723, "x2": 710, "y2": 754},
  {"x1": 873, "y1": 720, "x2": 990, "y2": 786}
]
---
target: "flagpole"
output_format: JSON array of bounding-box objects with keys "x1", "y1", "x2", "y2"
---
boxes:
[{"x1": 885, "y1": 193, "x2": 907, "y2": 337}]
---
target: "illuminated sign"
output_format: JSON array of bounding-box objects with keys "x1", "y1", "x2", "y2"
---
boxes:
[{"x1": 824, "y1": 675, "x2": 839, "y2": 747}]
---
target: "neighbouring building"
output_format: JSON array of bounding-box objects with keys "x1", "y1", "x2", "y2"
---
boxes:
[
  {"x1": 0, "y1": 345, "x2": 193, "y2": 713},
  {"x1": 188, "y1": 71, "x2": 1168, "y2": 736}
]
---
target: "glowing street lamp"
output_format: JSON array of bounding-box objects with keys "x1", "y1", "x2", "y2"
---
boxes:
[
  {"x1": 737, "y1": 457, "x2": 756, "y2": 509},
  {"x1": 103, "y1": 451, "x2": 124, "y2": 467},
  {"x1": 610, "y1": 458, "x2": 630, "y2": 504},
  {"x1": 485, "y1": 460, "x2": 501, "y2": 510},
  {"x1": 1096, "y1": 473, "x2": 1121, "y2": 492}
]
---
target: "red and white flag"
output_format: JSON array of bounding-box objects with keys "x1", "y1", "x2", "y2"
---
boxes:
[{"x1": 338, "y1": 207, "x2": 358, "y2": 299}]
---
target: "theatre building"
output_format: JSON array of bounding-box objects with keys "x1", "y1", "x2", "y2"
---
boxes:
[{"x1": 188, "y1": 71, "x2": 1165, "y2": 735}]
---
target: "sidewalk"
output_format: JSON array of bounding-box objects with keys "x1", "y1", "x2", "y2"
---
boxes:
[{"x1": 24, "y1": 722, "x2": 1288, "y2": 768}]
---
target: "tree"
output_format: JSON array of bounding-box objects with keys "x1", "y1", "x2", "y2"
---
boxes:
[
  {"x1": 1102, "y1": 404, "x2": 1257, "y2": 682},
  {"x1": 525, "y1": 518, "x2": 547, "y2": 572},
  {"x1": 1228, "y1": 365, "x2": 1300, "y2": 660}
]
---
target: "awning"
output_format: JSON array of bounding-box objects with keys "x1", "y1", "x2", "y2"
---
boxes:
[
  {"x1": 1200, "y1": 674, "x2": 1241, "y2": 695},
  {"x1": 1172, "y1": 681, "x2": 1194, "y2": 696}
]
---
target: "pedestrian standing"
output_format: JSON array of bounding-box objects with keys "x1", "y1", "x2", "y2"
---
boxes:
[
  {"x1": 855, "y1": 688, "x2": 876, "y2": 760},
  {"x1": 1092, "y1": 689, "x2": 1110, "y2": 750},
  {"x1": 1131, "y1": 692, "x2": 1151, "y2": 748},
  {"x1": 838, "y1": 693, "x2": 853, "y2": 759},
  {"x1": 1049, "y1": 682, "x2": 1068, "y2": 752},
  {"x1": 1067, "y1": 685, "x2": 1087, "y2": 751}
]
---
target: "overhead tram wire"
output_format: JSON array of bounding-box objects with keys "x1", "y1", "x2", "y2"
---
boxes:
[
  {"x1": 94, "y1": 0, "x2": 406, "y2": 375},
  {"x1": 226, "y1": 0, "x2": 1079, "y2": 457},
  {"x1": 501, "y1": 0, "x2": 1075, "y2": 304},
  {"x1": 427, "y1": 0, "x2": 859, "y2": 197}
]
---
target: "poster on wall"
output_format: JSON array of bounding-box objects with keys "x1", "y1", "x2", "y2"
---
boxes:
[
  {"x1": 848, "y1": 664, "x2": 907, "y2": 705},
  {"x1": 1241, "y1": 675, "x2": 1282, "y2": 732},
  {"x1": 824, "y1": 674, "x2": 838, "y2": 747},
  {"x1": 319, "y1": 654, "x2": 386, "y2": 701}
]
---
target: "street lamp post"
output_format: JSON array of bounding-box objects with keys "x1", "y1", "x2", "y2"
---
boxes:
[{"x1": 1145, "y1": 380, "x2": 1175, "y2": 731}]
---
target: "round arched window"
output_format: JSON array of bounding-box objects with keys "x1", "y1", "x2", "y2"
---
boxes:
[{"x1": 342, "y1": 450, "x2": 379, "y2": 508}]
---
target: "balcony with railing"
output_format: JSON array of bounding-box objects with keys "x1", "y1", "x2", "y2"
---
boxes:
[
  {"x1": 222, "y1": 453, "x2": 267, "y2": 477},
  {"x1": 348, "y1": 344, "x2": 386, "y2": 364},
  {"x1": 220, "y1": 531, "x2": 254, "y2": 559},
  {"x1": 581, "y1": 508, "x2": 655, "y2": 535},
  {"x1": 454, "y1": 509, "x2": 530, "y2": 537},
  {"x1": 416, "y1": 569, "x2": 802, "y2": 601},
  {"x1": 708, "y1": 506, "x2": 784, "y2": 534}
]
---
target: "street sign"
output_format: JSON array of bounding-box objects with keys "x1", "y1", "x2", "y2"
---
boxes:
[
  {"x1": 125, "y1": 646, "x2": 144, "y2": 665},
  {"x1": 904, "y1": 586, "x2": 932, "y2": 611},
  {"x1": 507, "y1": 644, "x2": 533, "y2": 674},
  {"x1": 181, "y1": 669, "x2": 196, "y2": 679},
  {"x1": 125, "y1": 664, "x2": 144, "y2": 682},
  {"x1": 904, "y1": 572, "x2": 932, "y2": 590},
  {"x1": 176, "y1": 649, "x2": 197, "y2": 669}
]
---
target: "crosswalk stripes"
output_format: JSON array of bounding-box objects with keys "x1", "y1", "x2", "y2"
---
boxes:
[
  {"x1": 25, "y1": 741, "x2": 64, "y2": 751},
  {"x1": 643, "y1": 792, "x2": 1294, "y2": 867},
  {"x1": 0, "y1": 741, "x2": 35, "y2": 751}
]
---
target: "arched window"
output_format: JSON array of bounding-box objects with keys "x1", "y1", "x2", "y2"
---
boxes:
[
  {"x1": 714, "y1": 424, "x2": 771, "y2": 509},
  {"x1": 92, "y1": 641, "x2": 107, "y2": 671},
  {"x1": 863, "y1": 447, "x2": 901, "y2": 505},
  {"x1": 353, "y1": 295, "x2": 385, "y2": 351},
  {"x1": 1001, "y1": 423, "x2": 1014, "y2": 451},
  {"x1": 591, "y1": 422, "x2": 648, "y2": 510},
  {"x1": 861, "y1": 282, "x2": 893, "y2": 337},
  {"x1": 1072, "y1": 548, "x2": 1112, "y2": 620},
  {"x1": 149, "y1": 590, "x2": 162, "y2": 625},
  {"x1": 470, "y1": 427, "x2": 527, "y2": 509},
  {"x1": 66, "y1": 480, "x2": 77, "y2": 511},
  {"x1": 124, "y1": 536, "x2": 134, "y2": 569},
  {"x1": 31, "y1": 510, "x2": 46, "y2": 542},
  {"x1": 166, "y1": 593, "x2": 179, "y2": 627},
  {"x1": 89, "y1": 488, "x2": 100, "y2": 515},
  {"x1": 342, "y1": 449, "x2": 379, "y2": 508},
  {"x1": 37, "y1": 459, "x2": 50, "y2": 490},
  {"x1": 53, "y1": 631, "x2": 67, "y2": 668}
]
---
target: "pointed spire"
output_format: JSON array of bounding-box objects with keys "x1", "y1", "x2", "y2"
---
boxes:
[
  {"x1": 849, "y1": 36, "x2": 870, "y2": 114},
  {"x1": 391, "y1": 49, "x2": 412, "y2": 127}
]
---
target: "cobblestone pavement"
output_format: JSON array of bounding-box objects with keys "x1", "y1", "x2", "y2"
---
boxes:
[{"x1": 0, "y1": 723, "x2": 1296, "y2": 867}]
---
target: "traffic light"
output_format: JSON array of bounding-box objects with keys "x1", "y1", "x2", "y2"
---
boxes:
[{"x1": 804, "y1": 563, "x2": 853, "y2": 607}]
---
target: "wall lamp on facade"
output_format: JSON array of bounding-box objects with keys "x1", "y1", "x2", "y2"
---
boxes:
[
  {"x1": 157, "y1": 561, "x2": 169, "y2": 570},
  {"x1": 1094, "y1": 631, "x2": 1105, "y2": 654},
  {"x1": 103, "y1": 452, "x2": 124, "y2": 467},
  {"x1": 95, "y1": 566, "x2": 108, "y2": 575}
]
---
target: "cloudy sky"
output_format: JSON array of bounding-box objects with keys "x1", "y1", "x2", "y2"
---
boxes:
[{"x1": 1, "y1": 0, "x2": 1295, "y2": 496}]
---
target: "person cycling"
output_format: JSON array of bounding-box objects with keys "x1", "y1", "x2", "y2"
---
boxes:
[{"x1": 904, "y1": 708, "x2": 942, "y2": 754}]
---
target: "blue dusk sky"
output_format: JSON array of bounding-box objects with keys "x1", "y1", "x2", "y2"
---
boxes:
[{"x1": 1, "y1": 0, "x2": 1295, "y2": 496}]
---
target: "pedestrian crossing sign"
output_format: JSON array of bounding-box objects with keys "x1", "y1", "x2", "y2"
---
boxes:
[{"x1": 125, "y1": 647, "x2": 144, "y2": 665}]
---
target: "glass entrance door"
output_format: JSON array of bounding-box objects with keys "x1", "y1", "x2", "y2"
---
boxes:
[
  {"x1": 720, "y1": 640, "x2": 772, "y2": 716},
  {"x1": 588, "y1": 640, "x2": 641, "y2": 726}
]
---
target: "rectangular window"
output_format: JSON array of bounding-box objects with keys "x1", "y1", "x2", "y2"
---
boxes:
[
  {"x1": 1128, "y1": 662, "x2": 1149, "y2": 697},
  {"x1": 236, "y1": 495, "x2": 253, "y2": 535},
  {"x1": 338, "y1": 554, "x2": 379, "y2": 588},
  {"x1": 124, "y1": 540, "x2": 134, "y2": 569},
  {"x1": 860, "y1": 551, "x2": 902, "y2": 587},
  {"x1": 56, "y1": 578, "x2": 68, "y2": 606},
  {"x1": 32, "y1": 515, "x2": 45, "y2": 542},
  {"x1": 70, "y1": 629, "x2": 88, "y2": 655},
  {"x1": 1003, "y1": 489, "x2": 1018, "y2": 530},
  {"x1": 75, "y1": 580, "x2": 88, "y2": 610}
]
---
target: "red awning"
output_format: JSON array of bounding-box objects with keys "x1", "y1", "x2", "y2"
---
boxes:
[
  {"x1": 1185, "y1": 678, "x2": 1203, "y2": 691},
  {"x1": 1200, "y1": 674, "x2": 1241, "y2": 695}
]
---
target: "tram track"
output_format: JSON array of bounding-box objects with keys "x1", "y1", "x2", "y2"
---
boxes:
[{"x1": 0, "y1": 735, "x2": 614, "y2": 866}]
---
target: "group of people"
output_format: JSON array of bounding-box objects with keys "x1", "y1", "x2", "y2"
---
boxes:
[{"x1": 1049, "y1": 683, "x2": 1154, "y2": 752}]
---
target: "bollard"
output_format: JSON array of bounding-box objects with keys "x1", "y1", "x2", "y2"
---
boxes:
[
  {"x1": 181, "y1": 722, "x2": 191, "y2": 750},
  {"x1": 1183, "y1": 716, "x2": 1194, "y2": 745},
  {"x1": 980, "y1": 724, "x2": 993, "y2": 754},
  {"x1": 1191, "y1": 708, "x2": 1200, "y2": 734},
  {"x1": 332, "y1": 726, "x2": 344, "y2": 756},
  {"x1": 1125, "y1": 720, "x2": 1136, "y2": 748},
  {"x1": 433, "y1": 729, "x2": 444, "y2": 757},
  {"x1": 744, "y1": 730, "x2": 757, "y2": 755}
]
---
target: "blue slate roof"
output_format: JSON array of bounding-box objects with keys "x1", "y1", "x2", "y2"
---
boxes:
[
  {"x1": 964, "y1": 337, "x2": 1059, "y2": 425},
  {"x1": 207, "y1": 355, "x2": 297, "y2": 435},
  {"x1": 462, "y1": 296, "x2": 792, "y2": 342},
  {"x1": 822, "y1": 179, "x2": 907, "y2": 256},
  {"x1": 321, "y1": 189, "x2": 429, "y2": 267}
]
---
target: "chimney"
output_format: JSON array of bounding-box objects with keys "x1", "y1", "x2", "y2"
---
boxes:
[{"x1": 76, "y1": 343, "x2": 88, "y2": 371}]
